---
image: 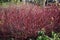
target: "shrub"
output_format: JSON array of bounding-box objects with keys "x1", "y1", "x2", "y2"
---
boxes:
[{"x1": 0, "y1": 4, "x2": 60, "y2": 40}]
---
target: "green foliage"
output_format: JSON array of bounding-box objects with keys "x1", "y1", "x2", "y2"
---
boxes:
[
  {"x1": 0, "y1": 0, "x2": 21, "y2": 5},
  {"x1": 37, "y1": 31, "x2": 60, "y2": 40}
]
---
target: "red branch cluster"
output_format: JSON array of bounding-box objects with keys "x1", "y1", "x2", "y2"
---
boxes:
[{"x1": 0, "y1": 4, "x2": 60, "y2": 40}]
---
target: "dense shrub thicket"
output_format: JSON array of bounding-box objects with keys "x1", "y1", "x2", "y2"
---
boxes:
[{"x1": 0, "y1": 4, "x2": 60, "y2": 40}]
